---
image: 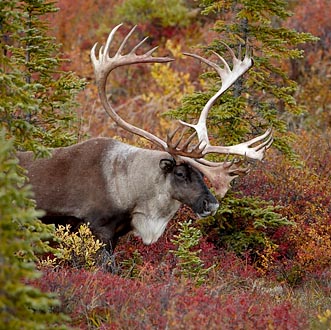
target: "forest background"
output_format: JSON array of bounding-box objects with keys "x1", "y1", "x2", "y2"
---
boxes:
[{"x1": 1, "y1": 0, "x2": 331, "y2": 329}]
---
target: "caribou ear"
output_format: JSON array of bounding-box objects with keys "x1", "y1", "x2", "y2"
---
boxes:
[{"x1": 159, "y1": 158, "x2": 175, "y2": 173}]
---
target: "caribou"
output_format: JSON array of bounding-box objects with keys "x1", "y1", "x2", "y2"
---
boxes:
[{"x1": 18, "y1": 24, "x2": 273, "y2": 251}]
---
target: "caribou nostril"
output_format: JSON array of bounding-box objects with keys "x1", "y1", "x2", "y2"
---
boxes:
[
  {"x1": 203, "y1": 199, "x2": 209, "y2": 210},
  {"x1": 211, "y1": 202, "x2": 219, "y2": 215}
]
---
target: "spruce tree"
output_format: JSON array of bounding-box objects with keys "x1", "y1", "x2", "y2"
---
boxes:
[
  {"x1": 0, "y1": 0, "x2": 85, "y2": 155},
  {"x1": 171, "y1": 0, "x2": 317, "y2": 160},
  {"x1": 0, "y1": 1, "x2": 85, "y2": 327},
  {"x1": 0, "y1": 131, "x2": 67, "y2": 330}
]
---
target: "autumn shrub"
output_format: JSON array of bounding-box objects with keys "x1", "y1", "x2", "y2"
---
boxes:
[
  {"x1": 41, "y1": 224, "x2": 105, "y2": 270},
  {"x1": 114, "y1": 223, "x2": 177, "y2": 283},
  {"x1": 313, "y1": 309, "x2": 331, "y2": 330},
  {"x1": 114, "y1": 0, "x2": 193, "y2": 30},
  {"x1": 198, "y1": 191, "x2": 292, "y2": 269},
  {"x1": 119, "y1": 249, "x2": 144, "y2": 279},
  {"x1": 115, "y1": 207, "x2": 265, "y2": 283},
  {"x1": 236, "y1": 131, "x2": 331, "y2": 282},
  {"x1": 32, "y1": 267, "x2": 308, "y2": 330},
  {"x1": 286, "y1": 0, "x2": 331, "y2": 131}
]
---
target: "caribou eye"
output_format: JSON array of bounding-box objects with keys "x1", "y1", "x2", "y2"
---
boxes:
[{"x1": 174, "y1": 169, "x2": 186, "y2": 179}]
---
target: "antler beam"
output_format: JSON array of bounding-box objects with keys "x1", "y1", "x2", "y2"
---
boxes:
[
  {"x1": 90, "y1": 23, "x2": 174, "y2": 151},
  {"x1": 180, "y1": 43, "x2": 253, "y2": 145}
]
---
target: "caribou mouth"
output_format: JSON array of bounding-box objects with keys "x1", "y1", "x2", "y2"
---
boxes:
[{"x1": 196, "y1": 202, "x2": 219, "y2": 218}]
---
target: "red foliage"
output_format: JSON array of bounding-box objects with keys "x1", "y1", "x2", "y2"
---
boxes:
[
  {"x1": 32, "y1": 267, "x2": 308, "y2": 329},
  {"x1": 288, "y1": 0, "x2": 331, "y2": 49},
  {"x1": 237, "y1": 131, "x2": 331, "y2": 281}
]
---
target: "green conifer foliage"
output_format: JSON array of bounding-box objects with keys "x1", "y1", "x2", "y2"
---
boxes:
[
  {"x1": 0, "y1": 131, "x2": 67, "y2": 330},
  {"x1": 171, "y1": 219, "x2": 214, "y2": 286},
  {"x1": 171, "y1": 0, "x2": 317, "y2": 160},
  {"x1": 0, "y1": 0, "x2": 86, "y2": 156},
  {"x1": 199, "y1": 191, "x2": 292, "y2": 256},
  {"x1": 0, "y1": 1, "x2": 84, "y2": 327},
  {"x1": 114, "y1": 0, "x2": 192, "y2": 28}
]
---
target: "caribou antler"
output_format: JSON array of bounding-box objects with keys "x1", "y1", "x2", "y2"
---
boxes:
[
  {"x1": 91, "y1": 23, "x2": 204, "y2": 157},
  {"x1": 188, "y1": 157, "x2": 250, "y2": 197},
  {"x1": 91, "y1": 24, "x2": 273, "y2": 197},
  {"x1": 91, "y1": 23, "x2": 174, "y2": 151},
  {"x1": 166, "y1": 128, "x2": 208, "y2": 158},
  {"x1": 179, "y1": 44, "x2": 273, "y2": 161}
]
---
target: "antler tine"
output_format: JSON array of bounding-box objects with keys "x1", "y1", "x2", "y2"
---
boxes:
[
  {"x1": 229, "y1": 164, "x2": 251, "y2": 176},
  {"x1": 219, "y1": 41, "x2": 237, "y2": 62},
  {"x1": 183, "y1": 52, "x2": 224, "y2": 75},
  {"x1": 145, "y1": 46, "x2": 160, "y2": 57},
  {"x1": 223, "y1": 156, "x2": 251, "y2": 174},
  {"x1": 211, "y1": 50, "x2": 231, "y2": 74},
  {"x1": 201, "y1": 128, "x2": 273, "y2": 161},
  {"x1": 255, "y1": 129, "x2": 273, "y2": 151},
  {"x1": 104, "y1": 23, "x2": 123, "y2": 57},
  {"x1": 130, "y1": 37, "x2": 150, "y2": 54},
  {"x1": 223, "y1": 156, "x2": 237, "y2": 169},
  {"x1": 181, "y1": 131, "x2": 198, "y2": 150},
  {"x1": 116, "y1": 24, "x2": 137, "y2": 55},
  {"x1": 238, "y1": 43, "x2": 242, "y2": 60},
  {"x1": 166, "y1": 127, "x2": 206, "y2": 159},
  {"x1": 166, "y1": 126, "x2": 184, "y2": 149},
  {"x1": 166, "y1": 126, "x2": 180, "y2": 140},
  {"x1": 114, "y1": 24, "x2": 159, "y2": 58}
]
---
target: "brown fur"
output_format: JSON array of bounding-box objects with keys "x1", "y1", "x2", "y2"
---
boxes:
[{"x1": 18, "y1": 138, "x2": 219, "y2": 250}]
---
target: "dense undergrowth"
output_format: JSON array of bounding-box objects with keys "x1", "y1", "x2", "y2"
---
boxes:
[
  {"x1": 32, "y1": 266, "x2": 310, "y2": 330},
  {"x1": 28, "y1": 130, "x2": 331, "y2": 329}
]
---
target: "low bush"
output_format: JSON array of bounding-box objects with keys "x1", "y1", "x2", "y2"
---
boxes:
[
  {"x1": 238, "y1": 131, "x2": 331, "y2": 283},
  {"x1": 32, "y1": 267, "x2": 308, "y2": 330},
  {"x1": 41, "y1": 224, "x2": 105, "y2": 270}
]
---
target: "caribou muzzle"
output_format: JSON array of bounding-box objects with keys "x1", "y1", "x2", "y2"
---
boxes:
[{"x1": 193, "y1": 195, "x2": 219, "y2": 218}]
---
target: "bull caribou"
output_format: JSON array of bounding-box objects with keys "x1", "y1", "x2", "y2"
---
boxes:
[{"x1": 18, "y1": 24, "x2": 273, "y2": 251}]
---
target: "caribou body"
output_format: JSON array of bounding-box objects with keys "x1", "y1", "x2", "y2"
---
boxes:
[
  {"x1": 18, "y1": 24, "x2": 272, "y2": 251},
  {"x1": 18, "y1": 138, "x2": 218, "y2": 249}
]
